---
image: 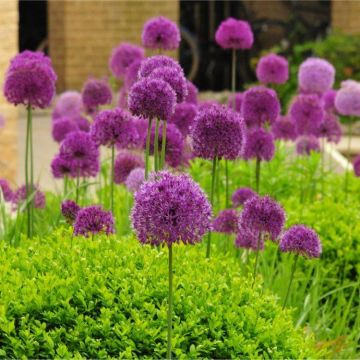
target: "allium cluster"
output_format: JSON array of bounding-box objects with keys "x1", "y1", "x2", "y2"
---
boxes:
[
  {"x1": 169, "y1": 103, "x2": 197, "y2": 136},
  {"x1": 256, "y1": 53, "x2": 289, "y2": 85},
  {"x1": 280, "y1": 225, "x2": 322, "y2": 258},
  {"x1": 51, "y1": 155, "x2": 75, "y2": 179},
  {"x1": 114, "y1": 152, "x2": 144, "y2": 184},
  {"x1": 52, "y1": 117, "x2": 78, "y2": 143},
  {"x1": 4, "y1": 50, "x2": 57, "y2": 108},
  {"x1": 142, "y1": 16, "x2": 180, "y2": 51},
  {"x1": 81, "y1": 78, "x2": 113, "y2": 112},
  {"x1": 61, "y1": 200, "x2": 80, "y2": 225},
  {"x1": 353, "y1": 154, "x2": 360, "y2": 177},
  {"x1": 191, "y1": 103, "x2": 245, "y2": 160},
  {"x1": 215, "y1": 17, "x2": 254, "y2": 49},
  {"x1": 138, "y1": 55, "x2": 182, "y2": 78},
  {"x1": 125, "y1": 167, "x2": 145, "y2": 193},
  {"x1": 53, "y1": 91, "x2": 83, "y2": 119},
  {"x1": 228, "y1": 92, "x2": 243, "y2": 113},
  {"x1": 322, "y1": 89, "x2": 337, "y2": 113},
  {"x1": 243, "y1": 128, "x2": 275, "y2": 162},
  {"x1": 13, "y1": 185, "x2": 46, "y2": 209},
  {"x1": 0, "y1": 179, "x2": 14, "y2": 202},
  {"x1": 296, "y1": 135, "x2": 320, "y2": 156},
  {"x1": 271, "y1": 115, "x2": 297, "y2": 141},
  {"x1": 231, "y1": 187, "x2": 256, "y2": 208},
  {"x1": 235, "y1": 226, "x2": 263, "y2": 251},
  {"x1": 242, "y1": 86, "x2": 280, "y2": 128},
  {"x1": 212, "y1": 209, "x2": 239, "y2": 234},
  {"x1": 131, "y1": 171, "x2": 212, "y2": 246},
  {"x1": 184, "y1": 80, "x2": 198, "y2": 104},
  {"x1": 317, "y1": 112, "x2": 342, "y2": 144},
  {"x1": 74, "y1": 205, "x2": 114, "y2": 237},
  {"x1": 335, "y1": 80, "x2": 360, "y2": 116}
]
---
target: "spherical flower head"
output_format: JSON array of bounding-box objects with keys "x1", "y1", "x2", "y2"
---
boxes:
[
  {"x1": 13, "y1": 185, "x2": 46, "y2": 209},
  {"x1": 0, "y1": 179, "x2": 14, "y2": 202},
  {"x1": 215, "y1": 17, "x2": 254, "y2": 49},
  {"x1": 322, "y1": 89, "x2": 337, "y2": 113},
  {"x1": 124, "y1": 59, "x2": 142, "y2": 89},
  {"x1": 114, "y1": 152, "x2": 144, "y2": 184},
  {"x1": 239, "y1": 195, "x2": 285, "y2": 241},
  {"x1": 296, "y1": 135, "x2": 320, "y2": 156},
  {"x1": 61, "y1": 200, "x2": 80, "y2": 225},
  {"x1": 335, "y1": 80, "x2": 360, "y2": 116},
  {"x1": 242, "y1": 86, "x2": 280, "y2": 128},
  {"x1": 228, "y1": 92, "x2": 243, "y2": 113},
  {"x1": 317, "y1": 112, "x2": 342, "y2": 144},
  {"x1": 125, "y1": 167, "x2": 145, "y2": 193},
  {"x1": 184, "y1": 80, "x2": 198, "y2": 104},
  {"x1": 148, "y1": 66, "x2": 187, "y2": 103},
  {"x1": 256, "y1": 53, "x2": 289, "y2": 85},
  {"x1": 299, "y1": 57, "x2": 335, "y2": 95},
  {"x1": 4, "y1": 50, "x2": 57, "y2": 109},
  {"x1": 74, "y1": 205, "x2": 114, "y2": 237},
  {"x1": 51, "y1": 154, "x2": 75, "y2": 179},
  {"x1": 52, "y1": 117, "x2": 78, "y2": 143},
  {"x1": 60, "y1": 131, "x2": 100, "y2": 178},
  {"x1": 109, "y1": 42, "x2": 144, "y2": 79},
  {"x1": 271, "y1": 115, "x2": 297, "y2": 141},
  {"x1": 138, "y1": 55, "x2": 182, "y2": 78},
  {"x1": 142, "y1": 16, "x2": 180, "y2": 51},
  {"x1": 81, "y1": 78, "x2": 113, "y2": 112},
  {"x1": 290, "y1": 94, "x2": 324, "y2": 136},
  {"x1": 235, "y1": 226, "x2": 263, "y2": 251},
  {"x1": 213, "y1": 209, "x2": 239, "y2": 234},
  {"x1": 243, "y1": 128, "x2": 275, "y2": 162},
  {"x1": 53, "y1": 91, "x2": 83, "y2": 119},
  {"x1": 131, "y1": 171, "x2": 212, "y2": 246},
  {"x1": 191, "y1": 103, "x2": 245, "y2": 160},
  {"x1": 169, "y1": 103, "x2": 197, "y2": 136},
  {"x1": 231, "y1": 187, "x2": 257, "y2": 208},
  {"x1": 74, "y1": 116, "x2": 90, "y2": 133},
  {"x1": 90, "y1": 108, "x2": 139, "y2": 148},
  {"x1": 128, "y1": 77, "x2": 176, "y2": 120},
  {"x1": 280, "y1": 225, "x2": 322, "y2": 258},
  {"x1": 197, "y1": 100, "x2": 219, "y2": 112}
]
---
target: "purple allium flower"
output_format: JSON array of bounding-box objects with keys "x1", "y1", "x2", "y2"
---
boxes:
[
  {"x1": 114, "y1": 152, "x2": 144, "y2": 184},
  {"x1": 243, "y1": 128, "x2": 275, "y2": 161},
  {"x1": 148, "y1": 66, "x2": 187, "y2": 103},
  {"x1": 128, "y1": 78, "x2": 176, "y2": 120},
  {"x1": 197, "y1": 100, "x2": 219, "y2": 112},
  {"x1": 59, "y1": 131, "x2": 100, "y2": 178},
  {"x1": 242, "y1": 86, "x2": 280, "y2": 128},
  {"x1": 322, "y1": 89, "x2": 337, "y2": 113},
  {"x1": 61, "y1": 200, "x2": 80, "y2": 225},
  {"x1": 132, "y1": 116, "x2": 148, "y2": 148},
  {"x1": 191, "y1": 103, "x2": 245, "y2": 160},
  {"x1": 0, "y1": 114, "x2": 5, "y2": 129},
  {"x1": 235, "y1": 226, "x2": 263, "y2": 251},
  {"x1": 169, "y1": 103, "x2": 197, "y2": 136},
  {"x1": 109, "y1": 42, "x2": 144, "y2": 79},
  {"x1": 353, "y1": 154, "x2": 360, "y2": 177},
  {"x1": 13, "y1": 185, "x2": 46, "y2": 209},
  {"x1": 228, "y1": 92, "x2": 243, "y2": 113},
  {"x1": 90, "y1": 108, "x2": 139, "y2": 148},
  {"x1": 184, "y1": 80, "x2": 198, "y2": 104},
  {"x1": 335, "y1": 80, "x2": 360, "y2": 116},
  {"x1": 138, "y1": 55, "x2": 182, "y2": 78},
  {"x1": 0, "y1": 179, "x2": 14, "y2": 202},
  {"x1": 296, "y1": 135, "x2": 320, "y2": 156},
  {"x1": 52, "y1": 117, "x2": 78, "y2": 143},
  {"x1": 231, "y1": 187, "x2": 257, "y2": 208},
  {"x1": 280, "y1": 225, "x2": 322, "y2": 258},
  {"x1": 298, "y1": 58, "x2": 335, "y2": 95},
  {"x1": 213, "y1": 209, "x2": 239, "y2": 234},
  {"x1": 125, "y1": 167, "x2": 145, "y2": 193},
  {"x1": 124, "y1": 59, "x2": 142, "y2": 89},
  {"x1": 131, "y1": 171, "x2": 212, "y2": 246},
  {"x1": 215, "y1": 17, "x2": 254, "y2": 49},
  {"x1": 239, "y1": 195, "x2": 285, "y2": 241},
  {"x1": 142, "y1": 16, "x2": 180, "y2": 51},
  {"x1": 53, "y1": 91, "x2": 83, "y2": 119},
  {"x1": 256, "y1": 53, "x2": 289, "y2": 85},
  {"x1": 317, "y1": 112, "x2": 342, "y2": 144},
  {"x1": 289, "y1": 94, "x2": 324, "y2": 136},
  {"x1": 81, "y1": 78, "x2": 113, "y2": 112},
  {"x1": 4, "y1": 50, "x2": 57, "y2": 109},
  {"x1": 271, "y1": 115, "x2": 297, "y2": 141},
  {"x1": 74, "y1": 116, "x2": 90, "y2": 133},
  {"x1": 74, "y1": 205, "x2": 114, "y2": 237},
  {"x1": 51, "y1": 154, "x2": 75, "y2": 179}
]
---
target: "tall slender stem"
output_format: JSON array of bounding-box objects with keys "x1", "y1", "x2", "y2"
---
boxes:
[
  {"x1": 64, "y1": 176, "x2": 68, "y2": 198},
  {"x1": 255, "y1": 157, "x2": 261, "y2": 193},
  {"x1": 111, "y1": 145, "x2": 115, "y2": 214},
  {"x1": 29, "y1": 105, "x2": 34, "y2": 236},
  {"x1": 160, "y1": 121, "x2": 167, "y2": 170},
  {"x1": 206, "y1": 156, "x2": 217, "y2": 258},
  {"x1": 25, "y1": 105, "x2": 31, "y2": 238},
  {"x1": 225, "y1": 159, "x2": 229, "y2": 208},
  {"x1": 283, "y1": 254, "x2": 299, "y2": 309},
  {"x1": 252, "y1": 232, "x2": 262, "y2": 288},
  {"x1": 145, "y1": 118, "x2": 153, "y2": 180},
  {"x1": 231, "y1": 49, "x2": 236, "y2": 96},
  {"x1": 344, "y1": 121, "x2": 353, "y2": 197},
  {"x1": 167, "y1": 244, "x2": 173, "y2": 359},
  {"x1": 154, "y1": 118, "x2": 160, "y2": 172},
  {"x1": 320, "y1": 137, "x2": 325, "y2": 198},
  {"x1": 75, "y1": 169, "x2": 80, "y2": 204}
]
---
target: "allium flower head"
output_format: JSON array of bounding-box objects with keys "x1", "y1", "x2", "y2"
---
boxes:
[
  {"x1": 109, "y1": 42, "x2": 144, "y2": 79},
  {"x1": 231, "y1": 187, "x2": 257, "y2": 208},
  {"x1": 191, "y1": 103, "x2": 245, "y2": 160},
  {"x1": 138, "y1": 55, "x2": 182, "y2": 78},
  {"x1": 215, "y1": 17, "x2": 254, "y2": 49},
  {"x1": 243, "y1": 127, "x2": 275, "y2": 162},
  {"x1": 242, "y1": 86, "x2": 280, "y2": 128},
  {"x1": 53, "y1": 91, "x2": 83, "y2": 119},
  {"x1": 322, "y1": 89, "x2": 337, "y2": 113},
  {"x1": 317, "y1": 112, "x2": 342, "y2": 144},
  {"x1": 256, "y1": 53, "x2": 289, "y2": 85},
  {"x1": 280, "y1": 225, "x2": 322, "y2": 258},
  {"x1": 335, "y1": 80, "x2": 360, "y2": 116},
  {"x1": 13, "y1": 185, "x2": 46, "y2": 209},
  {"x1": 4, "y1": 50, "x2": 57, "y2": 108},
  {"x1": 131, "y1": 171, "x2": 212, "y2": 246},
  {"x1": 124, "y1": 59, "x2": 142, "y2": 89},
  {"x1": 61, "y1": 200, "x2": 80, "y2": 225},
  {"x1": 353, "y1": 154, "x2": 360, "y2": 177},
  {"x1": 184, "y1": 80, "x2": 198, "y2": 104},
  {"x1": 74, "y1": 116, "x2": 90, "y2": 133},
  {"x1": 239, "y1": 195, "x2": 285, "y2": 241},
  {"x1": 213, "y1": 209, "x2": 239, "y2": 234},
  {"x1": 81, "y1": 78, "x2": 112, "y2": 112},
  {"x1": 169, "y1": 103, "x2": 197, "y2": 136},
  {"x1": 142, "y1": 16, "x2": 180, "y2": 51},
  {"x1": 235, "y1": 226, "x2": 263, "y2": 251},
  {"x1": 290, "y1": 94, "x2": 324, "y2": 136},
  {"x1": 128, "y1": 77, "x2": 176, "y2": 120},
  {"x1": 299, "y1": 57, "x2": 335, "y2": 95},
  {"x1": 51, "y1": 154, "x2": 75, "y2": 179},
  {"x1": 228, "y1": 92, "x2": 243, "y2": 113},
  {"x1": 271, "y1": 115, "x2": 297, "y2": 141},
  {"x1": 0, "y1": 179, "x2": 14, "y2": 202},
  {"x1": 125, "y1": 167, "x2": 145, "y2": 193},
  {"x1": 296, "y1": 135, "x2": 320, "y2": 156},
  {"x1": 114, "y1": 152, "x2": 144, "y2": 184},
  {"x1": 52, "y1": 117, "x2": 78, "y2": 143},
  {"x1": 74, "y1": 205, "x2": 114, "y2": 237}
]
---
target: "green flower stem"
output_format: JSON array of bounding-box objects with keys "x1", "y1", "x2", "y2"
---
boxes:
[
  {"x1": 255, "y1": 157, "x2": 261, "y2": 193},
  {"x1": 29, "y1": 105, "x2": 34, "y2": 236},
  {"x1": 283, "y1": 254, "x2": 299, "y2": 309},
  {"x1": 75, "y1": 169, "x2": 80, "y2": 204},
  {"x1": 64, "y1": 176, "x2": 68, "y2": 198},
  {"x1": 225, "y1": 159, "x2": 229, "y2": 208},
  {"x1": 154, "y1": 118, "x2": 160, "y2": 172},
  {"x1": 167, "y1": 244, "x2": 173, "y2": 359},
  {"x1": 206, "y1": 156, "x2": 217, "y2": 258},
  {"x1": 25, "y1": 105, "x2": 31, "y2": 238},
  {"x1": 110, "y1": 145, "x2": 115, "y2": 214},
  {"x1": 145, "y1": 118, "x2": 153, "y2": 180},
  {"x1": 252, "y1": 232, "x2": 262, "y2": 288},
  {"x1": 160, "y1": 121, "x2": 167, "y2": 170}
]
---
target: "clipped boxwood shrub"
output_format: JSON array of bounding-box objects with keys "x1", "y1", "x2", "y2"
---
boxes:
[{"x1": 0, "y1": 228, "x2": 318, "y2": 359}]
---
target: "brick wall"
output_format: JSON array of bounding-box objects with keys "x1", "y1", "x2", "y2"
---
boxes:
[
  {"x1": 48, "y1": 0, "x2": 179, "y2": 92},
  {"x1": 0, "y1": 0, "x2": 18, "y2": 183},
  {"x1": 332, "y1": 0, "x2": 360, "y2": 34}
]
